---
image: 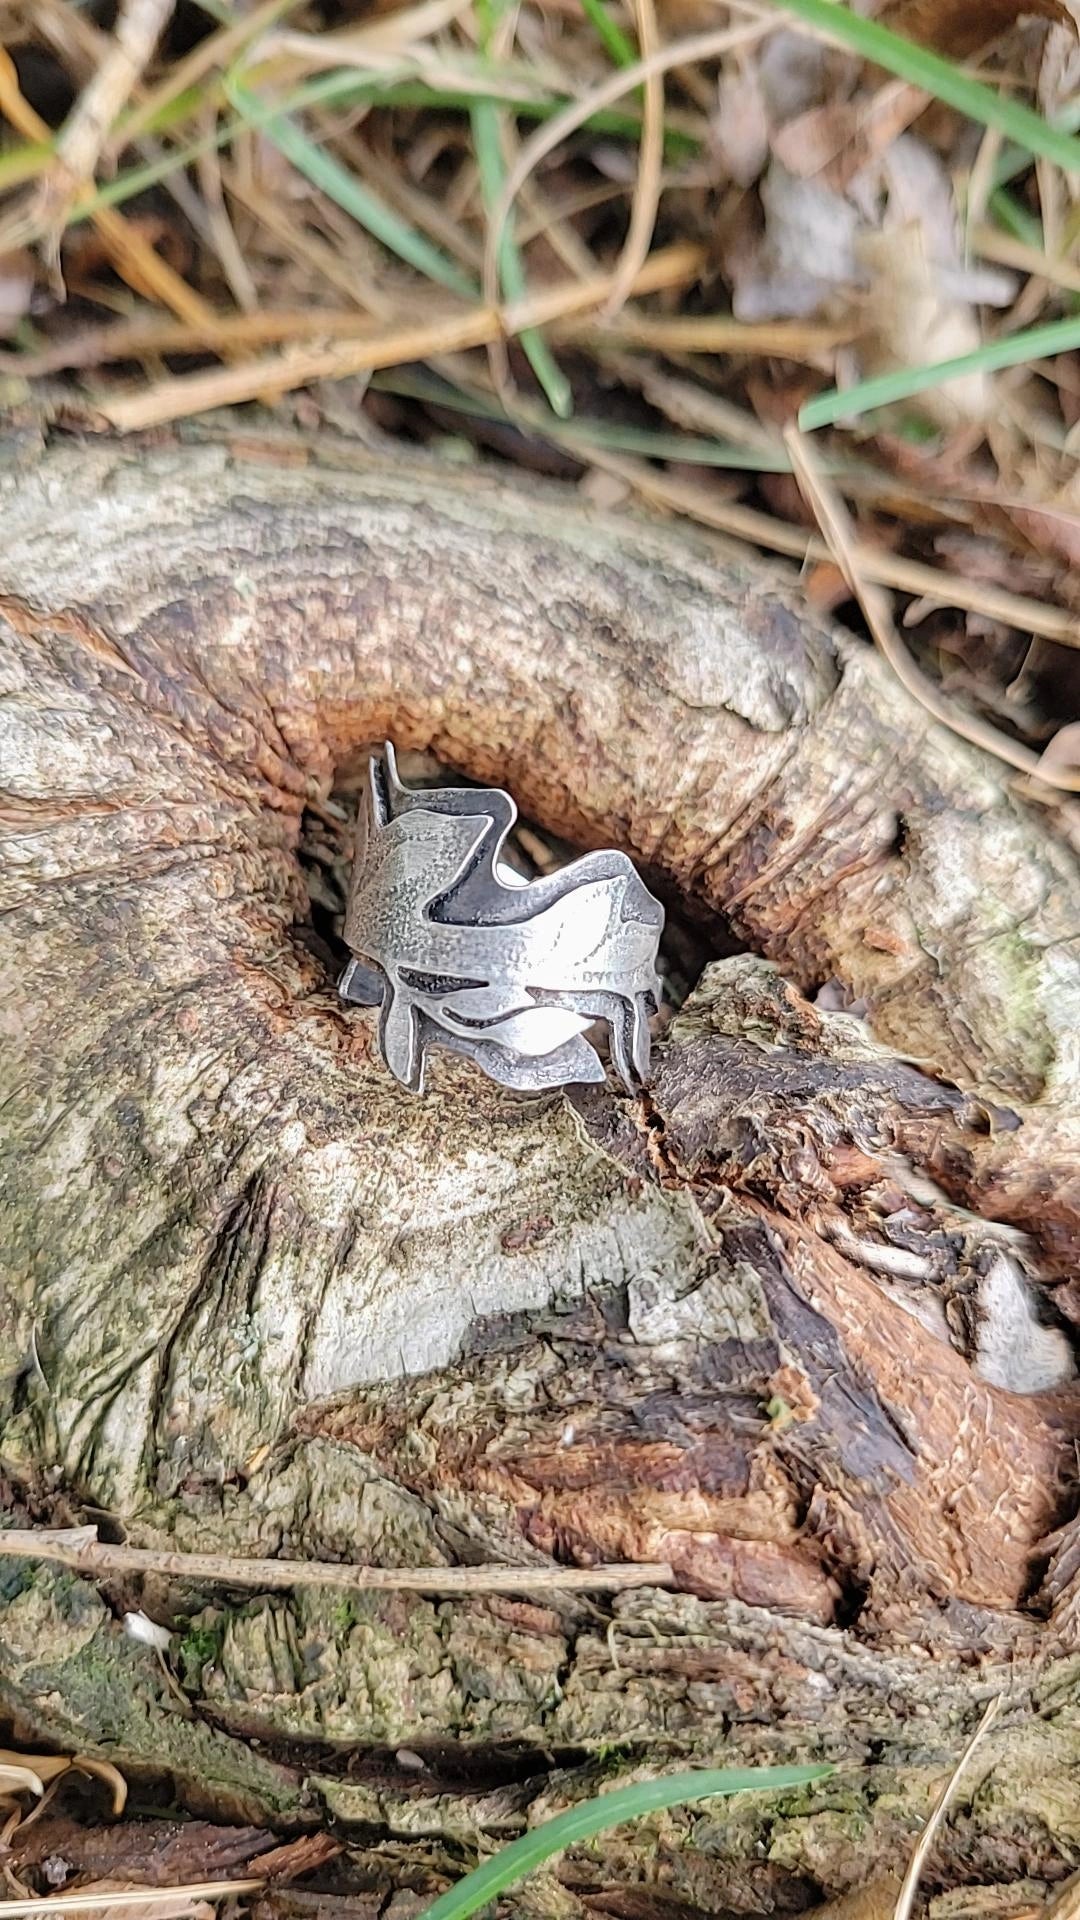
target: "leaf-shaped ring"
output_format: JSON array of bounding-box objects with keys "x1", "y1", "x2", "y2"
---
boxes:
[{"x1": 339, "y1": 745, "x2": 664, "y2": 1094}]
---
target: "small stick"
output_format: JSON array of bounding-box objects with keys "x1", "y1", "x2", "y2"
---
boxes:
[
  {"x1": 0, "y1": 1527, "x2": 675, "y2": 1597},
  {"x1": 893, "y1": 1694, "x2": 1003, "y2": 1920}
]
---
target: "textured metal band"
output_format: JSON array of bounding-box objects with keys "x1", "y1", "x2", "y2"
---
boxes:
[{"x1": 339, "y1": 744, "x2": 664, "y2": 1093}]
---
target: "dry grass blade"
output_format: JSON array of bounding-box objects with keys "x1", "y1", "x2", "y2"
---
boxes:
[
  {"x1": 893, "y1": 1696, "x2": 1005, "y2": 1920},
  {"x1": 0, "y1": 1524, "x2": 676, "y2": 1594},
  {"x1": 1, "y1": 310, "x2": 418, "y2": 374},
  {"x1": 562, "y1": 313, "x2": 851, "y2": 358},
  {"x1": 0, "y1": 1765, "x2": 45, "y2": 1801},
  {"x1": 575, "y1": 447, "x2": 1080, "y2": 650},
  {"x1": 0, "y1": 1878, "x2": 264, "y2": 1916},
  {"x1": 118, "y1": 0, "x2": 298, "y2": 146},
  {"x1": 481, "y1": 18, "x2": 771, "y2": 314},
  {"x1": 972, "y1": 223, "x2": 1080, "y2": 297},
  {"x1": 227, "y1": 75, "x2": 477, "y2": 299},
  {"x1": 471, "y1": 0, "x2": 571, "y2": 414},
  {"x1": 268, "y1": 0, "x2": 475, "y2": 68},
  {"x1": 95, "y1": 240, "x2": 703, "y2": 430},
  {"x1": 50, "y1": 0, "x2": 175, "y2": 200},
  {"x1": 601, "y1": 0, "x2": 664, "y2": 320},
  {"x1": 784, "y1": 426, "x2": 1080, "y2": 792},
  {"x1": 4, "y1": 0, "x2": 176, "y2": 270},
  {"x1": 0, "y1": 51, "x2": 217, "y2": 328}
]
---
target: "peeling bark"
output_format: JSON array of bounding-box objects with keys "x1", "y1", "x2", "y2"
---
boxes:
[{"x1": 1, "y1": 431, "x2": 1080, "y2": 1911}]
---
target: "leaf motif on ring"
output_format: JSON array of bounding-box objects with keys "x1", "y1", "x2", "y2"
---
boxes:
[{"x1": 339, "y1": 744, "x2": 664, "y2": 1093}]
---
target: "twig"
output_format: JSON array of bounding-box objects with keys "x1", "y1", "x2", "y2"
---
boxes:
[
  {"x1": 0, "y1": 1526, "x2": 675, "y2": 1596},
  {"x1": 893, "y1": 1694, "x2": 1003, "y2": 1920},
  {"x1": 783, "y1": 424, "x2": 1080, "y2": 793}
]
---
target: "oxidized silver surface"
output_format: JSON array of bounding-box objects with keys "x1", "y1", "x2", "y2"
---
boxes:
[{"x1": 339, "y1": 744, "x2": 664, "y2": 1093}]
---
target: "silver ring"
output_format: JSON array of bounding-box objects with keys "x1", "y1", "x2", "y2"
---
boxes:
[{"x1": 339, "y1": 745, "x2": 664, "y2": 1094}]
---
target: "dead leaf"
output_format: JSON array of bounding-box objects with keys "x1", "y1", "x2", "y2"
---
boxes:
[
  {"x1": 729, "y1": 160, "x2": 863, "y2": 319},
  {"x1": 757, "y1": 27, "x2": 842, "y2": 121},
  {"x1": 124, "y1": 1611, "x2": 172, "y2": 1652},
  {"x1": 0, "y1": 1763, "x2": 46, "y2": 1802},
  {"x1": 710, "y1": 62, "x2": 770, "y2": 186},
  {"x1": 772, "y1": 102, "x2": 877, "y2": 188},
  {"x1": 877, "y1": 137, "x2": 1016, "y2": 309},
  {"x1": 856, "y1": 223, "x2": 988, "y2": 424},
  {"x1": 1039, "y1": 17, "x2": 1080, "y2": 118},
  {"x1": 879, "y1": 0, "x2": 1077, "y2": 58},
  {"x1": 0, "y1": 1750, "x2": 127, "y2": 1819}
]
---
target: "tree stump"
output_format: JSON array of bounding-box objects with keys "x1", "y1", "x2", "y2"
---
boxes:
[{"x1": 2, "y1": 430, "x2": 1080, "y2": 1914}]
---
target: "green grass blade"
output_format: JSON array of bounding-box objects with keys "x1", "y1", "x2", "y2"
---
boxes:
[
  {"x1": 0, "y1": 139, "x2": 54, "y2": 192},
  {"x1": 282, "y1": 68, "x2": 699, "y2": 153},
  {"x1": 66, "y1": 64, "x2": 697, "y2": 232},
  {"x1": 800, "y1": 311, "x2": 1080, "y2": 429},
  {"x1": 82, "y1": 123, "x2": 233, "y2": 212},
  {"x1": 422, "y1": 1765, "x2": 831, "y2": 1920},
  {"x1": 471, "y1": 98, "x2": 573, "y2": 415},
  {"x1": 226, "y1": 75, "x2": 478, "y2": 298},
  {"x1": 377, "y1": 366, "x2": 797, "y2": 463},
  {"x1": 993, "y1": 98, "x2": 1080, "y2": 189},
  {"x1": 987, "y1": 185, "x2": 1043, "y2": 248},
  {"x1": 470, "y1": 0, "x2": 572, "y2": 418},
  {"x1": 762, "y1": 0, "x2": 1080, "y2": 174},
  {"x1": 580, "y1": 0, "x2": 638, "y2": 68}
]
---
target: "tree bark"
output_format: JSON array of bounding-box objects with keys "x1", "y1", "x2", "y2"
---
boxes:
[{"x1": 1, "y1": 429, "x2": 1079, "y2": 1913}]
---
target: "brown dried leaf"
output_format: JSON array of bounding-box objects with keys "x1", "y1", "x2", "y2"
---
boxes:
[
  {"x1": 710, "y1": 63, "x2": 770, "y2": 186},
  {"x1": 0, "y1": 1762, "x2": 47, "y2": 1802},
  {"x1": 1039, "y1": 17, "x2": 1080, "y2": 117},
  {"x1": 879, "y1": 0, "x2": 1078, "y2": 58},
  {"x1": 771, "y1": 102, "x2": 877, "y2": 188},
  {"x1": 856, "y1": 223, "x2": 988, "y2": 424},
  {"x1": 0, "y1": 1749, "x2": 127, "y2": 1817}
]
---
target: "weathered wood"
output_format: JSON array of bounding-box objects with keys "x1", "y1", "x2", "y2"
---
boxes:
[{"x1": 1, "y1": 431, "x2": 1079, "y2": 1912}]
